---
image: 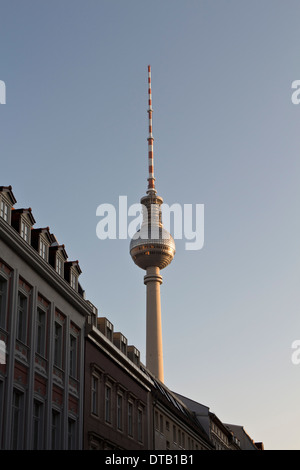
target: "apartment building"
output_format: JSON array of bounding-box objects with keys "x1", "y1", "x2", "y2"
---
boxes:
[{"x1": 0, "y1": 186, "x2": 94, "y2": 449}]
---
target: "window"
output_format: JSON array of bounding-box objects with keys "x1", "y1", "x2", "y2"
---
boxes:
[
  {"x1": 0, "y1": 278, "x2": 7, "y2": 329},
  {"x1": 68, "y1": 418, "x2": 76, "y2": 450},
  {"x1": 106, "y1": 320, "x2": 113, "y2": 341},
  {"x1": 17, "y1": 292, "x2": 27, "y2": 343},
  {"x1": 160, "y1": 414, "x2": 163, "y2": 433},
  {"x1": 155, "y1": 411, "x2": 159, "y2": 430},
  {"x1": 117, "y1": 394, "x2": 123, "y2": 430},
  {"x1": 54, "y1": 322, "x2": 63, "y2": 368},
  {"x1": 91, "y1": 375, "x2": 99, "y2": 416},
  {"x1": 69, "y1": 335, "x2": 77, "y2": 378},
  {"x1": 51, "y1": 409, "x2": 61, "y2": 450},
  {"x1": 120, "y1": 336, "x2": 127, "y2": 354},
  {"x1": 21, "y1": 220, "x2": 29, "y2": 242},
  {"x1": 70, "y1": 271, "x2": 77, "y2": 290},
  {"x1": 0, "y1": 200, "x2": 8, "y2": 222},
  {"x1": 0, "y1": 381, "x2": 3, "y2": 443},
  {"x1": 138, "y1": 408, "x2": 143, "y2": 442},
  {"x1": 11, "y1": 390, "x2": 24, "y2": 449},
  {"x1": 36, "y1": 308, "x2": 46, "y2": 356},
  {"x1": 33, "y1": 400, "x2": 44, "y2": 450},
  {"x1": 105, "y1": 385, "x2": 112, "y2": 424},
  {"x1": 39, "y1": 239, "x2": 47, "y2": 261},
  {"x1": 56, "y1": 256, "x2": 63, "y2": 276},
  {"x1": 173, "y1": 425, "x2": 176, "y2": 443},
  {"x1": 0, "y1": 341, "x2": 5, "y2": 365},
  {"x1": 128, "y1": 401, "x2": 133, "y2": 437}
]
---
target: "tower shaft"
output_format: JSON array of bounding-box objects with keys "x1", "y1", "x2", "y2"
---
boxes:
[{"x1": 144, "y1": 266, "x2": 164, "y2": 382}]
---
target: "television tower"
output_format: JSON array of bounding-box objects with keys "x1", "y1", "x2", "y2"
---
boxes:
[{"x1": 130, "y1": 66, "x2": 175, "y2": 383}]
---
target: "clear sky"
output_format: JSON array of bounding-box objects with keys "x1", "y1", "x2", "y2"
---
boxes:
[{"x1": 1, "y1": 0, "x2": 300, "y2": 450}]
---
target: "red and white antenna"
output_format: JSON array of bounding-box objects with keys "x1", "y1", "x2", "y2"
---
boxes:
[{"x1": 147, "y1": 65, "x2": 156, "y2": 193}]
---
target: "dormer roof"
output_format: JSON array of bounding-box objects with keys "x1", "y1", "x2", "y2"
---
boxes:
[
  {"x1": 31, "y1": 227, "x2": 53, "y2": 244},
  {"x1": 11, "y1": 207, "x2": 36, "y2": 226},
  {"x1": 0, "y1": 185, "x2": 17, "y2": 205},
  {"x1": 49, "y1": 243, "x2": 68, "y2": 260},
  {"x1": 65, "y1": 260, "x2": 82, "y2": 276}
]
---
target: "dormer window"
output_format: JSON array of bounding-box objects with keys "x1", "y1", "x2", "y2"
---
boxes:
[
  {"x1": 70, "y1": 270, "x2": 77, "y2": 290},
  {"x1": 56, "y1": 256, "x2": 63, "y2": 276},
  {"x1": 96, "y1": 317, "x2": 114, "y2": 340},
  {"x1": 106, "y1": 320, "x2": 113, "y2": 341},
  {"x1": 11, "y1": 208, "x2": 35, "y2": 244},
  {"x1": 0, "y1": 186, "x2": 16, "y2": 225},
  {"x1": 0, "y1": 200, "x2": 9, "y2": 222},
  {"x1": 21, "y1": 220, "x2": 29, "y2": 242},
  {"x1": 127, "y1": 345, "x2": 140, "y2": 366},
  {"x1": 113, "y1": 332, "x2": 128, "y2": 355},
  {"x1": 64, "y1": 261, "x2": 81, "y2": 292},
  {"x1": 31, "y1": 227, "x2": 52, "y2": 260},
  {"x1": 49, "y1": 243, "x2": 67, "y2": 278},
  {"x1": 39, "y1": 238, "x2": 47, "y2": 260}
]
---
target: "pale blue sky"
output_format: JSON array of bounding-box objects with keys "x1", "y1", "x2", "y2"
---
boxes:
[{"x1": 1, "y1": 0, "x2": 300, "y2": 449}]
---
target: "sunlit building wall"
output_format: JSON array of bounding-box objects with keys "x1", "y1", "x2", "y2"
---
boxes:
[{"x1": 0, "y1": 186, "x2": 93, "y2": 450}]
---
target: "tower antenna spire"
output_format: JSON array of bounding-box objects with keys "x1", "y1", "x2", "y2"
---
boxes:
[{"x1": 147, "y1": 65, "x2": 156, "y2": 194}]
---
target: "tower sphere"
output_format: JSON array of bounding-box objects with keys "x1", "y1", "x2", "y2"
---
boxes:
[
  {"x1": 130, "y1": 193, "x2": 175, "y2": 270},
  {"x1": 130, "y1": 223, "x2": 175, "y2": 270}
]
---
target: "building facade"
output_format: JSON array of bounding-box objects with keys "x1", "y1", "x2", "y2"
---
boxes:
[
  {"x1": 0, "y1": 186, "x2": 94, "y2": 450},
  {"x1": 84, "y1": 314, "x2": 153, "y2": 450}
]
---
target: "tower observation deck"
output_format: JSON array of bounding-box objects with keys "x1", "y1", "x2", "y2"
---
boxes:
[{"x1": 130, "y1": 66, "x2": 175, "y2": 383}]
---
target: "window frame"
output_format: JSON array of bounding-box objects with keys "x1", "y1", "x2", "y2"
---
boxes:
[
  {"x1": 105, "y1": 383, "x2": 112, "y2": 424},
  {"x1": 137, "y1": 407, "x2": 143, "y2": 443},
  {"x1": 91, "y1": 374, "x2": 99, "y2": 417},
  {"x1": 0, "y1": 276, "x2": 8, "y2": 329},
  {"x1": 20, "y1": 220, "x2": 30, "y2": 243},
  {"x1": 56, "y1": 255, "x2": 63, "y2": 276},
  {"x1": 117, "y1": 392, "x2": 123, "y2": 431},
  {"x1": 0, "y1": 199, "x2": 9, "y2": 222},
  {"x1": 32, "y1": 399, "x2": 44, "y2": 450},
  {"x1": 11, "y1": 389, "x2": 25, "y2": 450},
  {"x1": 54, "y1": 321, "x2": 63, "y2": 369},
  {"x1": 16, "y1": 291, "x2": 28, "y2": 344},
  {"x1": 39, "y1": 237, "x2": 48, "y2": 261},
  {"x1": 36, "y1": 307, "x2": 46, "y2": 357},
  {"x1": 69, "y1": 334, "x2": 77, "y2": 378},
  {"x1": 128, "y1": 400, "x2": 133, "y2": 437}
]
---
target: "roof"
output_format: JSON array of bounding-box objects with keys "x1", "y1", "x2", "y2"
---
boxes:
[
  {"x1": 225, "y1": 423, "x2": 261, "y2": 450},
  {"x1": 141, "y1": 366, "x2": 212, "y2": 447}
]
